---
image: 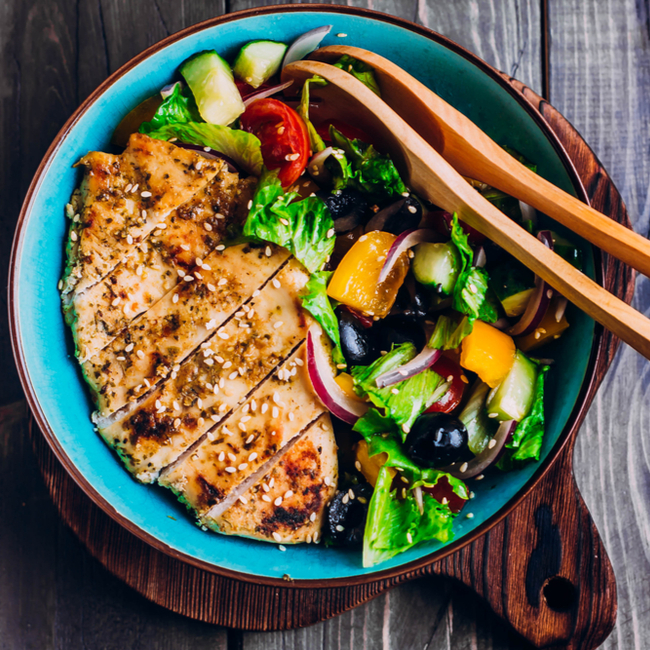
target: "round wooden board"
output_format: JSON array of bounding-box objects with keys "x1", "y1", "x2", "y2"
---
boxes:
[{"x1": 28, "y1": 75, "x2": 633, "y2": 649}]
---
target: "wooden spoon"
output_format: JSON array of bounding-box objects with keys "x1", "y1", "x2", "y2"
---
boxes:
[
  {"x1": 309, "y1": 45, "x2": 650, "y2": 279},
  {"x1": 281, "y1": 59, "x2": 650, "y2": 359}
]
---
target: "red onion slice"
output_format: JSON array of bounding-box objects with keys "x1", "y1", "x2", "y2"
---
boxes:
[
  {"x1": 173, "y1": 142, "x2": 240, "y2": 174},
  {"x1": 378, "y1": 228, "x2": 438, "y2": 284},
  {"x1": 473, "y1": 245, "x2": 487, "y2": 268},
  {"x1": 444, "y1": 419, "x2": 517, "y2": 479},
  {"x1": 282, "y1": 25, "x2": 333, "y2": 68},
  {"x1": 307, "y1": 146, "x2": 336, "y2": 184},
  {"x1": 306, "y1": 325, "x2": 368, "y2": 424},
  {"x1": 160, "y1": 81, "x2": 183, "y2": 99},
  {"x1": 509, "y1": 230, "x2": 554, "y2": 337},
  {"x1": 375, "y1": 346, "x2": 441, "y2": 389},
  {"x1": 243, "y1": 80, "x2": 294, "y2": 107}
]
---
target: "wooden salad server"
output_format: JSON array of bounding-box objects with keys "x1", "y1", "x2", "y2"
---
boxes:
[
  {"x1": 281, "y1": 59, "x2": 650, "y2": 360},
  {"x1": 310, "y1": 45, "x2": 650, "y2": 279}
]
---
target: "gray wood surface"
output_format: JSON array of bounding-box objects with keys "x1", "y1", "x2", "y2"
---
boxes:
[{"x1": 0, "y1": 1, "x2": 647, "y2": 648}]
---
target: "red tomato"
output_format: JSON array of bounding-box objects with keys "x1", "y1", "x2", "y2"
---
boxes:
[
  {"x1": 316, "y1": 119, "x2": 371, "y2": 144},
  {"x1": 426, "y1": 210, "x2": 486, "y2": 244},
  {"x1": 426, "y1": 356, "x2": 467, "y2": 414},
  {"x1": 422, "y1": 476, "x2": 467, "y2": 513},
  {"x1": 240, "y1": 98, "x2": 310, "y2": 187}
]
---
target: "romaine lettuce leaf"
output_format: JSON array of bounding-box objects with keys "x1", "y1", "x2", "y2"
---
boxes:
[
  {"x1": 449, "y1": 215, "x2": 498, "y2": 322},
  {"x1": 333, "y1": 55, "x2": 381, "y2": 96},
  {"x1": 362, "y1": 466, "x2": 456, "y2": 567},
  {"x1": 139, "y1": 83, "x2": 201, "y2": 133},
  {"x1": 352, "y1": 344, "x2": 446, "y2": 437},
  {"x1": 497, "y1": 363, "x2": 550, "y2": 470},
  {"x1": 428, "y1": 314, "x2": 473, "y2": 350},
  {"x1": 144, "y1": 122, "x2": 264, "y2": 176},
  {"x1": 300, "y1": 271, "x2": 345, "y2": 366},
  {"x1": 298, "y1": 75, "x2": 327, "y2": 154},
  {"x1": 328, "y1": 126, "x2": 408, "y2": 198},
  {"x1": 243, "y1": 169, "x2": 335, "y2": 273}
]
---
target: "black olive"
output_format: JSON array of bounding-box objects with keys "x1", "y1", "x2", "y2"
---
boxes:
[
  {"x1": 337, "y1": 309, "x2": 377, "y2": 365},
  {"x1": 405, "y1": 413, "x2": 471, "y2": 468},
  {"x1": 326, "y1": 483, "x2": 374, "y2": 547},
  {"x1": 318, "y1": 189, "x2": 368, "y2": 232},
  {"x1": 392, "y1": 277, "x2": 431, "y2": 320},
  {"x1": 371, "y1": 315, "x2": 426, "y2": 353},
  {"x1": 382, "y1": 196, "x2": 422, "y2": 235}
]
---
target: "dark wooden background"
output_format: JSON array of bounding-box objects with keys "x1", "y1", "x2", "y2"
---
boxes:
[{"x1": 1, "y1": 1, "x2": 649, "y2": 648}]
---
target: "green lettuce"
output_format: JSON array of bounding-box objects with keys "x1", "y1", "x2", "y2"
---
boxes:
[
  {"x1": 352, "y1": 344, "x2": 446, "y2": 437},
  {"x1": 243, "y1": 169, "x2": 335, "y2": 273},
  {"x1": 298, "y1": 75, "x2": 328, "y2": 154},
  {"x1": 144, "y1": 122, "x2": 264, "y2": 177},
  {"x1": 139, "y1": 82, "x2": 201, "y2": 133},
  {"x1": 300, "y1": 271, "x2": 345, "y2": 366},
  {"x1": 362, "y1": 466, "x2": 456, "y2": 567},
  {"x1": 428, "y1": 314, "x2": 474, "y2": 350},
  {"x1": 328, "y1": 126, "x2": 408, "y2": 198},
  {"x1": 449, "y1": 215, "x2": 498, "y2": 322},
  {"x1": 497, "y1": 364, "x2": 550, "y2": 470},
  {"x1": 333, "y1": 55, "x2": 381, "y2": 96}
]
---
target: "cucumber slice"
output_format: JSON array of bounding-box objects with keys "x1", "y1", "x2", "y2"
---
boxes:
[
  {"x1": 233, "y1": 40, "x2": 288, "y2": 89},
  {"x1": 501, "y1": 288, "x2": 534, "y2": 318},
  {"x1": 490, "y1": 259, "x2": 535, "y2": 316},
  {"x1": 180, "y1": 51, "x2": 245, "y2": 126},
  {"x1": 411, "y1": 242, "x2": 461, "y2": 294},
  {"x1": 459, "y1": 380, "x2": 497, "y2": 455},
  {"x1": 486, "y1": 351, "x2": 537, "y2": 421}
]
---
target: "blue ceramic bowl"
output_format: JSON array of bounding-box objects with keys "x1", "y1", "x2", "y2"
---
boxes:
[{"x1": 10, "y1": 6, "x2": 597, "y2": 584}]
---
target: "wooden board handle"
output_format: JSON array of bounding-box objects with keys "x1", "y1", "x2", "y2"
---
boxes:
[{"x1": 431, "y1": 441, "x2": 617, "y2": 649}]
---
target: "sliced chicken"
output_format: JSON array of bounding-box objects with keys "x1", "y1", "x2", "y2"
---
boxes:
[
  {"x1": 82, "y1": 243, "x2": 290, "y2": 419},
  {"x1": 100, "y1": 260, "x2": 312, "y2": 482},
  {"x1": 67, "y1": 170, "x2": 255, "y2": 361},
  {"x1": 158, "y1": 344, "x2": 327, "y2": 522},
  {"x1": 205, "y1": 414, "x2": 337, "y2": 544},
  {"x1": 61, "y1": 133, "x2": 222, "y2": 298}
]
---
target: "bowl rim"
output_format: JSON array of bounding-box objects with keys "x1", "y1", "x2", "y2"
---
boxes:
[{"x1": 9, "y1": 3, "x2": 601, "y2": 589}]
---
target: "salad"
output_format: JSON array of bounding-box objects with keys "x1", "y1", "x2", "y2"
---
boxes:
[{"x1": 108, "y1": 26, "x2": 581, "y2": 567}]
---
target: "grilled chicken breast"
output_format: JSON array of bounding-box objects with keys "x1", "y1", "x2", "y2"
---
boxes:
[
  {"x1": 100, "y1": 259, "x2": 312, "y2": 482},
  {"x1": 62, "y1": 135, "x2": 338, "y2": 550}
]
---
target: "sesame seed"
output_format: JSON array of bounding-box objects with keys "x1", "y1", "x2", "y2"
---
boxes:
[
  {"x1": 216, "y1": 213, "x2": 225, "y2": 220},
  {"x1": 313, "y1": 531, "x2": 319, "y2": 543},
  {"x1": 284, "y1": 490, "x2": 294, "y2": 499},
  {"x1": 274, "y1": 497, "x2": 283, "y2": 506},
  {"x1": 136, "y1": 350, "x2": 145, "y2": 360},
  {"x1": 285, "y1": 152, "x2": 300, "y2": 161},
  {"x1": 441, "y1": 497, "x2": 449, "y2": 505},
  {"x1": 324, "y1": 476, "x2": 331, "y2": 486},
  {"x1": 460, "y1": 462, "x2": 469, "y2": 473},
  {"x1": 475, "y1": 474, "x2": 485, "y2": 481},
  {"x1": 407, "y1": 205, "x2": 417, "y2": 214},
  {"x1": 218, "y1": 452, "x2": 225, "y2": 462},
  {"x1": 207, "y1": 283, "x2": 216, "y2": 292},
  {"x1": 174, "y1": 418, "x2": 181, "y2": 428},
  {"x1": 262, "y1": 494, "x2": 271, "y2": 503},
  {"x1": 466, "y1": 512, "x2": 475, "y2": 519},
  {"x1": 141, "y1": 190, "x2": 152, "y2": 198},
  {"x1": 126, "y1": 234, "x2": 134, "y2": 245},
  {"x1": 335, "y1": 525, "x2": 345, "y2": 532},
  {"x1": 273, "y1": 321, "x2": 283, "y2": 329},
  {"x1": 407, "y1": 532, "x2": 413, "y2": 543},
  {"x1": 295, "y1": 358, "x2": 304, "y2": 367},
  {"x1": 348, "y1": 489, "x2": 355, "y2": 500},
  {"x1": 70, "y1": 230, "x2": 78, "y2": 242},
  {"x1": 337, "y1": 32, "x2": 347, "y2": 37},
  {"x1": 218, "y1": 278, "x2": 228, "y2": 286},
  {"x1": 469, "y1": 283, "x2": 478, "y2": 294},
  {"x1": 218, "y1": 331, "x2": 229, "y2": 340},
  {"x1": 216, "y1": 245, "x2": 225, "y2": 251},
  {"x1": 326, "y1": 228, "x2": 335, "y2": 238},
  {"x1": 391, "y1": 388, "x2": 399, "y2": 395},
  {"x1": 279, "y1": 218, "x2": 290, "y2": 226},
  {"x1": 238, "y1": 463, "x2": 248, "y2": 470},
  {"x1": 222, "y1": 425, "x2": 232, "y2": 436},
  {"x1": 260, "y1": 403, "x2": 269, "y2": 415},
  {"x1": 116, "y1": 356, "x2": 126, "y2": 361},
  {"x1": 461, "y1": 375, "x2": 469, "y2": 383},
  {"x1": 207, "y1": 431, "x2": 215, "y2": 441},
  {"x1": 547, "y1": 289, "x2": 553, "y2": 299},
  {"x1": 247, "y1": 200, "x2": 253, "y2": 210},
  {"x1": 488, "y1": 412, "x2": 499, "y2": 418},
  {"x1": 355, "y1": 461, "x2": 362, "y2": 471},
  {"x1": 141, "y1": 209, "x2": 147, "y2": 218},
  {"x1": 229, "y1": 371, "x2": 238, "y2": 380},
  {"x1": 288, "y1": 413, "x2": 295, "y2": 421},
  {"x1": 272, "y1": 532, "x2": 282, "y2": 542},
  {"x1": 402, "y1": 424, "x2": 410, "y2": 434},
  {"x1": 177, "y1": 269, "x2": 186, "y2": 278},
  {"x1": 469, "y1": 491, "x2": 475, "y2": 499},
  {"x1": 265, "y1": 246, "x2": 272, "y2": 257},
  {"x1": 238, "y1": 422, "x2": 247, "y2": 432},
  {"x1": 488, "y1": 438, "x2": 497, "y2": 449},
  {"x1": 272, "y1": 278, "x2": 281, "y2": 289},
  {"x1": 253, "y1": 289, "x2": 261, "y2": 297},
  {"x1": 248, "y1": 452, "x2": 258, "y2": 462},
  {"x1": 310, "y1": 512, "x2": 316, "y2": 522},
  {"x1": 358, "y1": 234, "x2": 368, "y2": 242},
  {"x1": 124, "y1": 184, "x2": 132, "y2": 193},
  {"x1": 269, "y1": 478, "x2": 275, "y2": 488},
  {"x1": 272, "y1": 406, "x2": 279, "y2": 418},
  {"x1": 204, "y1": 222, "x2": 212, "y2": 231},
  {"x1": 342, "y1": 494, "x2": 349, "y2": 504},
  {"x1": 225, "y1": 466, "x2": 236, "y2": 473},
  {"x1": 238, "y1": 495, "x2": 248, "y2": 505},
  {"x1": 306, "y1": 534, "x2": 312, "y2": 543}
]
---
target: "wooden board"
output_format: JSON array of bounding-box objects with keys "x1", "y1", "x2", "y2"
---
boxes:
[{"x1": 25, "y1": 50, "x2": 632, "y2": 648}]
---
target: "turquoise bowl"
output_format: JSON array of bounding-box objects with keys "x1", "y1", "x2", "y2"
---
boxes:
[{"x1": 10, "y1": 6, "x2": 597, "y2": 584}]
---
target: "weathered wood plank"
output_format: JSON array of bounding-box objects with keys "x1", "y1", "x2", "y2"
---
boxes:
[{"x1": 549, "y1": 4, "x2": 650, "y2": 650}]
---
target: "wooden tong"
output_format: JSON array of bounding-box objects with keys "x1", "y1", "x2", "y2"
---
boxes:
[{"x1": 281, "y1": 58, "x2": 650, "y2": 359}]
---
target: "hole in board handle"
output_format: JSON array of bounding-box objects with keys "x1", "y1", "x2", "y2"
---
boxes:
[{"x1": 542, "y1": 576, "x2": 577, "y2": 612}]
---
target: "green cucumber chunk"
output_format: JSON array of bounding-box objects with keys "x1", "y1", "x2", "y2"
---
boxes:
[
  {"x1": 489, "y1": 259, "x2": 535, "y2": 316},
  {"x1": 233, "y1": 40, "x2": 288, "y2": 88},
  {"x1": 486, "y1": 351, "x2": 538, "y2": 422},
  {"x1": 180, "y1": 51, "x2": 245, "y2": 126},
  {"x1": 459, "y1": 380, "x2": 497, "y2": 455},
  {"x1": 412, "y1": 242, "x2": 461, "y2": 294},
  {"x1": 501, "y1": 288, "x2": 535, "y2": 318}
]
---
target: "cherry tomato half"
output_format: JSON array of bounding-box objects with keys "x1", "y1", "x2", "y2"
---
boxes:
[
  {"x1": 426, "y1": 356, "x2": 467, "y2": 414},
  {"x1": 235, "y1": 79, "x2": 271, "y2": 98},
  {"x1": 426, "y1": 210, "x2": 486, "y2": 245},
  {"x1": 422, "y1": 476, "x2": 467, "y2": 513},
  {"x1": 240, "y1": 98, "x2": 310, "y2": 187},
  {"x1": 316, "y1": 119, "x2": 371, "y2": 144}
]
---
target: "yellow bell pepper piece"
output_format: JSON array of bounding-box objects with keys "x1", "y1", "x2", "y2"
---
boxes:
[
  {"x1": 460, "y1": 320, "x2": 516, "y2": 387},
  {"x1": 354, "y1": 439, "x2": 396, "y2": 488},
  {"x1": 327, "y1": 231, "x2": 409, "y2": 318}
]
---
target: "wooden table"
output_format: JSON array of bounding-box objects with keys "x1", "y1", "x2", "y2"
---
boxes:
[{"x1": 1, "y1": 1, "x2": 648, "y2": 648}]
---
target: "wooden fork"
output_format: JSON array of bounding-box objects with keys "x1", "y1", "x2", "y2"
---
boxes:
[
  {"x1": 281, "y1": 59, "x2": 650, "y2": 359},
  {"x1": 309, "y1": 45, "x2": 650, "y2": 279}
]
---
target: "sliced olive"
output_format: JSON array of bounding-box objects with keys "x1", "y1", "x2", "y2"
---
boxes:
[
  {"x1": 382, "y1": 196, "x2": 422, "y2": 235},
  {"x1": 392, "y1": 276, "x2": 431, "y2": 320},
  {"x1": 326, "y1": 482, "x2": 374, "y2": 547},
  {"x1": 318, "y1": 189, "x2": 368, "y2": 232},
  {"x1": 337, "y1": 309, "x2": 377, "y2": 365},
  {"x1": 405, "y1": 413, "x2": 470, "y2": 468}
]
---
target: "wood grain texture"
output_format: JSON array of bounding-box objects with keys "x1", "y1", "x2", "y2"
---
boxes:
[{"x1": 548, "y1": 2, "x2": 650, "y2": 649}]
